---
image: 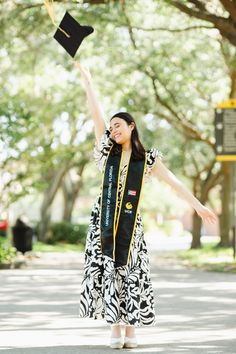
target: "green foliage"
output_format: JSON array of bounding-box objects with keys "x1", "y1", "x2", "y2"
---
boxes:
[
  {"x1": 44, "y1": 222, "x2": 88, "y2": 245},
  {"x1": 33, "y1": 241, "x2": 84, "y2": 252},
  {"x1": 1, "y1": 0, "x2": 233, "y2": 224},
  {"x1": 0, "y1": 237, "x2": 17, "y2": 265},
  {"x1": 175, "y1": 242, "x2": 235, "y2": 273}
]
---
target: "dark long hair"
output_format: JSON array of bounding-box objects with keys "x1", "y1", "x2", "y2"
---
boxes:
[{"x1": 109, "y1": 112, "x2": 146, "y2": 161}]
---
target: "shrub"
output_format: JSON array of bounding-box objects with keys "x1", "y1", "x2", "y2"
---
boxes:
[
  {"x1": 45, "y1": 222, "x2": 88, "y2": 245},
  {"x1": 0, "y1": 237, "x2": 17, "y2": 265}
]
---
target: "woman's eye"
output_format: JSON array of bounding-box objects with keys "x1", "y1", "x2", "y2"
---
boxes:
[{"x1": 110, "y1": 125, "x2": 119, "y2": 132}]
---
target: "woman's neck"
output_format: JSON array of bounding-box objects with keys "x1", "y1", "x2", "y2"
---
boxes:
[{"x1": 122, "y1": 140, "x2": 132, "y2": 152}]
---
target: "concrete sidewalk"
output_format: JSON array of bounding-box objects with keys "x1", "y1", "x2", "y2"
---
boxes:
[{"x1": 0, "y1": 250, "x2": 236, "y2": 354}]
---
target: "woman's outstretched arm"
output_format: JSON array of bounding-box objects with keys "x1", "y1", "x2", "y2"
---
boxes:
[
  {"x1": 151, "y1": 158, "x2": 217, "y2": 224},
  {"x1": 75, "y1": 62, "x2": 106, "y2": 145}
]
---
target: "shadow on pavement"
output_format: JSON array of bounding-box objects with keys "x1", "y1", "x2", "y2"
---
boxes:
[
  {"x1": 1, "y1": 251, "x2": 236, "y2": 354},
  {"x1": 1, "y1": 340, "x2": 236, "y2": 354}
]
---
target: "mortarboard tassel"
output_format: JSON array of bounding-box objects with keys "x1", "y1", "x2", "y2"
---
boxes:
[{"x1": 44, "y1": 0, "x2": 70, "y2": 38}]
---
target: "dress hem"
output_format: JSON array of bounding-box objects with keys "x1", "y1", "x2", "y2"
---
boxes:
[{"x1": 78, "y1": 313, "x2": 157, "y2": 327}]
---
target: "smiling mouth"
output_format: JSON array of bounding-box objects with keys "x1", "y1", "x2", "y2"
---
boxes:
[{"x1": 114, "y1": 134, "x2": 121, "y2": 139}]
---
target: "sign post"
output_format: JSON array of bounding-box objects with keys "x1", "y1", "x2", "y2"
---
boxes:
[{"x1": 215, "y1": 99, "x2": 236, "y2": 259}]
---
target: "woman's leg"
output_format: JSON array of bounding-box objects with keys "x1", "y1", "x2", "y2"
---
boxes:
[
  {"x1": 110, "y1": 323, "x2": 123, "y2": 349},
  {"x1": 125, "y1": 324, "x2": 135, "y2": 337},
  {"x1": 110, "y1": 323, "x2": 121, "y2": 338},
  {"x1": 124, "y1": 324, "x2": 137, "y2": 348}
]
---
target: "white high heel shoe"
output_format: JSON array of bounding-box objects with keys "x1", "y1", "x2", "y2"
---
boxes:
[
  {"x1": 110, "y1": 336, "x2": 123, "y2": 349},
  {"x1": 110, "y1": 323, "x2": 123, "y2": 349},
  {"x1": 123, "y1": 336, "x2": 138, "y2": 348}
]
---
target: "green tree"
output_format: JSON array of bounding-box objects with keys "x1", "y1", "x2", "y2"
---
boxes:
[{"x1": 1, "y1": 0, "x2": 231, "y2": 247}]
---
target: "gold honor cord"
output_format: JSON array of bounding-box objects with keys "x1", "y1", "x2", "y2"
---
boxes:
[
  {"x1": 99, "y1": 145, "x2": 147, "y2": 265},
  {"x1": 114, "y1": 149, "x2": 126, "y2": 233},
  {"x1": 126, "y1": 153, "x2": 147, "y2": 266},
  {"x1": 44, "y1": 0, "x2": 70, "y2": 38}
]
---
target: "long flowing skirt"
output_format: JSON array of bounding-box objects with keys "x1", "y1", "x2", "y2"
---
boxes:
[{"x1": 78, "y1": 193, "x2": 156, "y2": 327}]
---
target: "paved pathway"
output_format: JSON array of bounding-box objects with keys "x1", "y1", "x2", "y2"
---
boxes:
[{"x1": 0, "y1": 248, "x2": 236, "y2": 354}]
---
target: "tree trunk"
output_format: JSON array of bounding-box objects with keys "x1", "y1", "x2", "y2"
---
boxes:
[
  {"x1": 191, "y1": 211, "x2": 202, "y2": 249},
  {"x1": 38, "y1": 203, "x2": 51, "y2": 243},
  {"x1": 38, "y1": 163, "x2": 69, "y2": 242},
  {"x1": 190, "y1": 161, "x2": 221, "y2": 249},
  {"x1": 63, "y1": 193, "x2": 77, "y2": 222},
  {"x1": 62, "y1": 164, "x2": 85, "y2": 223},
  {"x1": 62, "y1": 182, "x2": 80, "y2": 222}
]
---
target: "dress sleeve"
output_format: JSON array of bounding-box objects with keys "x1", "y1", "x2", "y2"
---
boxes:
[
  {"x1": 93, "y1": 129, "x2": 113, "y2": 172},
  {"x1": 145, "y1": 147, "x2": 163, "y2": 180}
]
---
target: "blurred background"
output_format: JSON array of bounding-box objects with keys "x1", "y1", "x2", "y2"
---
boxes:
[{"x1": 0, "y1": 0, "x2": 236, "y2": 271}]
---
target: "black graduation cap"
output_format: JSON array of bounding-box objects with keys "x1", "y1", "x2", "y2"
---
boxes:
[{"x1": 53, "y1": 11, "x2": 94, "y2": 58}]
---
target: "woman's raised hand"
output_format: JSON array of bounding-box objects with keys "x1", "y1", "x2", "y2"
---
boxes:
[
  {"x1": 195, "y1": 205, "x2": 217, "y2": 225},
  {"x1": 74, "y1": 62, "x2": 92, "y2": 84}
]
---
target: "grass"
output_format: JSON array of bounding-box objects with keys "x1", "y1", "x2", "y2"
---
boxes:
[
  {"x1": 175, "y1": 241, "x2": 236, "y2": 273},
  {"x1": 33, "y1": 241, "x2": 84, "y2": 252},
  {"x1": 32, "y1": 240, "x2": 236, "y2": 273}
]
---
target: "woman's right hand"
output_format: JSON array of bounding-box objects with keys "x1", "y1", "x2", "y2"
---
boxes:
[{"x1": 74, "y1": 62, "x2": 92, "y2": 84}]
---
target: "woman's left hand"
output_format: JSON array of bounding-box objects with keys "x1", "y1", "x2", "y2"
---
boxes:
[{"x1": 195, "y1": 205, "x2": 217, "y2": 224}]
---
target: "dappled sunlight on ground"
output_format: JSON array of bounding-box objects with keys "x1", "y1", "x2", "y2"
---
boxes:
[{"x1": 0, "y1": 251, "x2": 236, "y2": 353}]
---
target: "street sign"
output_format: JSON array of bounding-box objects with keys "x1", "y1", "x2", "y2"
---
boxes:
[
  {"x1": 215, "y1": 99, "x2": 236, "y2": 259},
  {"x1": 215, "y1": 99, "x2": 236, "y2": 161}
]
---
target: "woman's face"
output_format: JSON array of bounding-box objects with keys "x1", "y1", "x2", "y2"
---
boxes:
[{"x1": 109, "y1": 117, "x2": 134, "y2": 144}]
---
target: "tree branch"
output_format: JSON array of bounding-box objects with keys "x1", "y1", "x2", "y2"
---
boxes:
[
  {"x1": 191, "y1": 150, "x2": 202, "y2": 177},
  {"x1": 188, "y1": 0, "x2": 206, "y2": 12},
  {"x1": 201, "y1": 167, "x2": 221, "y2": 201},
  {"x1": 166, "y1": 0, "x2": 236, "y2": 47},
  {"x1": 130, "y1": 24, "x2": 214, "y2": 32},
  {"x1": 121, "y1": 1, "x2": 137, "y2": 49},
  {"x1": 145, "y1": 69, "x2": 214, "y2": 147},
  {"x1": 221, "y1": 0, "x2": 236, "y2": 23},
  {"x1": 167, "y1": 0, "x2": 227, "y2": 24},
  {"x1": 117, "y1": 7, "x2": 214, "y2": 146}
]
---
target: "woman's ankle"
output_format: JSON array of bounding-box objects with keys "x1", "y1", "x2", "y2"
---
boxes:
[
  {"x1": 110, "y1": 324, "x2": 121, "y2": 338},
  {"x1": 125, "y1": 324, "x2": 136, "y2": 338}
]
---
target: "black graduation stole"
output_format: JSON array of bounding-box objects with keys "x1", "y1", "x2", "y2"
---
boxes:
[{"x1": 100, "y1": 144, "x2": 147, "y2": 267}]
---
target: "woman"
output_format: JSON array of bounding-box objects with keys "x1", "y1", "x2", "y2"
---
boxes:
[{"x1": 76, "y1": 63, "x2": 217, "y2": 349}]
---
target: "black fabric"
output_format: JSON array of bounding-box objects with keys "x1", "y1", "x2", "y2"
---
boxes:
[
  {"x1": 54, "y1": 11, "x2": 94, "y2": 57},
  {"x1": 100, "y1": 144, "x2": 146, "y2": 267},
  {"x1": 100, "y1": 151, "x2": 120, "y2": 258},
  {"x1": 115, "y1": 155, "x2": 145, "y2": 267}
]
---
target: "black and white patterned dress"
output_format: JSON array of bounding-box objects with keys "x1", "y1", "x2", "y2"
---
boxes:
[{"x1": 78, "y1": 129, "x2": 162, "y2": 327}]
